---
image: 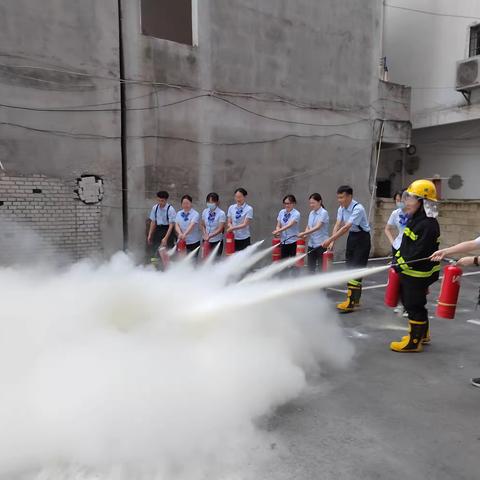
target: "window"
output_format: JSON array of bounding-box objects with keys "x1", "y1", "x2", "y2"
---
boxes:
[
  {"x1": 469, "y1": 24, "x2": 480, "y2": 57},
  {"x1": 140, "y1": 0, "x2": 198, "y2": 46}
]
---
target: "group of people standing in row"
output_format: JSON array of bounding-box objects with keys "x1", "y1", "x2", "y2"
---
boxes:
[{"x1": 147, "y1": 184, "x2": 373, "y2": 312}]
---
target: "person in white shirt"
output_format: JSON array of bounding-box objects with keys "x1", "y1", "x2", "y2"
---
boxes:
[
  {"x1": 227, "y1": 188, "x2": 254, "y2": 251},
  {"x1": 384, "y1": 190, "x2": 409, "y2": 256},
  {"x1": 175, "y1": 195, "x2": 201, "y2": 257},
  {"x1": 299, "y1": 193, "x2": 330, "y2": 273},
  {"x1": 201, "y1": 192, "x2": 226, "y2": 256},
  {"x1": 147, "y1": 191, "x2": 176, "y2": 257},
  {"x1": 272, "y1": 194, "x2": 301, "y2": 259},
  {"x1": 431, "y1": 236, "x2": 480, "y2": 388}
]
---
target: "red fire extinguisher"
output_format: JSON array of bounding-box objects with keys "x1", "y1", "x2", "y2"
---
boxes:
[
  {"x1": 295, "y1": 239, "x2": 306, "y2": 268},
  {"x1": 322, "y1": 250, "x2": 334, "y2": 272},
  {"x1": 272, "y1": 238, "x2": 281, "y2": 262},
  {"x1": 384, "y1": 267, "x2": 400, "y2": 307},
  {"x1": 177, "y1": 239, "x2": 187, "y2": 255},
  {"x1": 436, "y1": 264, "x2": 463, "y2": 319},
  {"x1": 202, "y1": 240, "x2": 211, "y2": 260},
  {"x1": 225, "y1": 231, "x2": 235, "y2": 256}
]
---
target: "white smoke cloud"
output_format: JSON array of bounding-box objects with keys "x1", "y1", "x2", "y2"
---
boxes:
[{"x1": 0, "y1": 252, "x2": 354, "y2": 479}]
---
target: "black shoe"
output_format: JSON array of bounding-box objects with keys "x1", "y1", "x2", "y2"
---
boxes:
[{"x1": 470, "y1": 378, "x2": 480, "y2": 388}]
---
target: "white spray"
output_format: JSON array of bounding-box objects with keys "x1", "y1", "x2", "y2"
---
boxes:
[{"x1": 0, "y1": 248, "x2": 387, "y2": 479}]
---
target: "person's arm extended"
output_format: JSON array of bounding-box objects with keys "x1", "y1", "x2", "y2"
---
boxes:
[
  {"x1": 384, "y1": 224, "x2": 396, "y2": 246},
  {"x1": 300, "y1": 221, "x2": 324, "y2": 237},
  {"x1": 147, "y1": 220, "x2": 156, "y2": 245},
  {"x1": 273, "y1": 219, "x2": 297, "y2": 236},
  {"x1": 322, "y1": 220, "x2": 349, "y2": 248},
  {"x1": 208, "y1": 221, "x2": 225, "y2": 239},
  {"x1": 175, "y1": 222, "x2": 184, "y2": 239},
  {"x1": 228, "y1": 217, "x2": 250, "y2": 232},
  {"x1": 183, "y1": 220, "x2": 197, "y2": 238},
  {"x1": 163, "y1": 223, "x2": 174, "y2": 244},
  {"x1": 431, "y1": 240, "x2": 480, "y2": 261}
]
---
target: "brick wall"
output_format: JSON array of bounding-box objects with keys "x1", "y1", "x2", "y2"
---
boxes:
[
  {"x1": 373, "y1": 198, "x2": 480, "y2": 257},
  {"x1": 0, "y1": 173, "x2": 103, "y2": 264}
]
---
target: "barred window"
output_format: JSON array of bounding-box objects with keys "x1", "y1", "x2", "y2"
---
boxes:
[{"x1": 469, "y1": 24, "x2": 480, "y2": 57}]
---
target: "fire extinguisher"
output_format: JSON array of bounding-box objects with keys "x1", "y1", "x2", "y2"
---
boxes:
[
  {"x1": 177, "y1": 239, "x2": 187, "y2": 255},
  {"x1": 158, "y1": 247, "x2": 170, "y2": 269},
  {"x1": 322, "y1": 250, "x2": 334, "y2": 272},
  {"x1": 295, "y1": 239, "x2": 306, "y2": 268},
  {"x1": 225, "y1": 231, "x2": 235, "y2": 256},
  {"x1": 272, "y1": 238, "x2": 281, "y2": 262},
  {"x1": 384, "y1": 267, "x2": 400, "y2": 307},
  {"x1": 436, "y1": 264, "x2": 463, "y2": 319},
  {"x1": 202, "y1": 240, "x2": 211, "y2": 260}
]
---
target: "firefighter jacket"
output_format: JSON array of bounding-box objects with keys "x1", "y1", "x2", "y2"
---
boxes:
[{"x1": 394, "y1": 207, "x2": 440, "y2": 284}]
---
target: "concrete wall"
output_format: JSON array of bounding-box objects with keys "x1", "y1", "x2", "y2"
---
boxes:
[
  {"x1": 383, "y1": 0, "x2": 480, "y2": 127},
  {"x1": 378, "y1": 119, "x2": 480, "y2": 199},
  {"x1": 373, "y1": 198, "x2": 480, "y2": 257},
  {"x1": 122, "y1": 0, "x2": 408, "y2": 258},
  {"x1": 0, "y1": 0, "x2": 123, "y2": 259}
]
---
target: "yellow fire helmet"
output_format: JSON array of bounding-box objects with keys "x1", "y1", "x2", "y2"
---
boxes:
[{"x1": 406, "y1": 179, "x2": 438, "y2": 202}]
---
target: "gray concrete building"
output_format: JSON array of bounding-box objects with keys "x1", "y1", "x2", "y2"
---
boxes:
[{"x1": 0, "y1": 0, "x2": 410, "y2": 263}]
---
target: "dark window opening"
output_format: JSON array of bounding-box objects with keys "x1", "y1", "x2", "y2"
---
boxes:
[
  {"x1": 469, "y1": 24, "x2": 480, "y2": 57},
  {"x1": 0, "y1": 201, "x2": 4, "y2": 206},
  {"x1": 141, "y1": 0, "x2": 193, "y2": 45},
  {"x1": 33, "y1": 188, "x2": 42, "y2": 194}
]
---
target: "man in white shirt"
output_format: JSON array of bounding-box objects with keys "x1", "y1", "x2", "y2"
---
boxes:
[{"x1": 147, "y1": 190, "x2": 176, "y2": 257}]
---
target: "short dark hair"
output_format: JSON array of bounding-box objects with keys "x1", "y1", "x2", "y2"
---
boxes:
[
  {"x1": 392, "y1": 190, "x2": 403, "y2": 202},
  {"x1": 206, "y1": 192, "x2": 219, "y2": 202},
  {"x1": 234, "y1": 187, "x2": 248, "y2": 196},
  {"x1": 337, "y1": 185, "x2": 353, "y2": 195},
  {"x1": 283, "y1": 194, "x2": 297, "y2": 204},
  {"x1": 181, "y1": 194, "x2": 193, "y2": 203},
  {"x1": 156, "y1": 190, "x2": 169, "y2": 199},
  {"x1": 309, "y1": 193, "x2": 322, "y2": 203}
]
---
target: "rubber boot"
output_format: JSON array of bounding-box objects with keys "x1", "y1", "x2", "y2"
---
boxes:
[
  {"x1": 390, "y1": 320, "x2": 427, "y2": 352},
  {"x1": 402, "y1": 318, "x2": 430, "y2": 345},
  {"x1": 336, "y1": 281, "x2": 361, "y2": 313}
]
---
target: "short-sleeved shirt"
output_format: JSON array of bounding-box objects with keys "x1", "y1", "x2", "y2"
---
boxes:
[
  {"x1": 387, "y1": 208, "x2": 410, "y2": 250},
  {"x1": 277, "y1": 208, "x2": 301, "y2": 244},
  {"x1": 149, "y1": 203, "x2": 176, "y2": 226},
  {"x1": 175, "y1": 209, "x2": 201, "y2": 245},
  {"x1": 337, "y1": 200, "x2": 370, "y2": 233},
  {"x1": 202, "y1": 207, "x2": 226, "y2": 243},
  {"x1": 307, "y1": 207, "x2": 330, "y2": 248},
  {"x1": 474, "y1": 236, "x2": 480, "y2": 246},
  {"x1": 227, "y1": 203, "x2": 254, "y2": 240}
]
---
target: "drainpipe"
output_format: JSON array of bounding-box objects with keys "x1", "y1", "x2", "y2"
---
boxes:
[{"x1": 118, "y1": 0, "x2": 128, "y2": 250}]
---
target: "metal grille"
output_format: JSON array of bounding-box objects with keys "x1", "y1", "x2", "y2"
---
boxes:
[{"x1": 469, "y1": 24, "x2": 480, "y2": 57}]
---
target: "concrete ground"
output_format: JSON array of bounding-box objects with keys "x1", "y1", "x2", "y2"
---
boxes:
[{"x1": 261, "y1": 262, "x2": 480, "y2": 480}]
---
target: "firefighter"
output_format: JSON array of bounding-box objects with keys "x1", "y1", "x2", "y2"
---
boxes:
[
  {"x1": 322, "y1": 185, "x2": 371, "y2": 313},
  {"x1": 390, "y1": 179, "x2": 441, "y2": 353}
]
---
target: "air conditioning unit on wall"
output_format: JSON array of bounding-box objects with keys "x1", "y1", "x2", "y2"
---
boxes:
[{"x1": 456, "y1": 57, "x2": 480, "y2": 91}]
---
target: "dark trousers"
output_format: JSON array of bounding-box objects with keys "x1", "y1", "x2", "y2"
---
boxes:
[
  {"x1": 150, "y1": 225, "x2": 175, "y2": 257},
  {"x1": 346, "y1": 231, "x2": 371, "y2": 268},
  {"x1": 209, "y1": 240, "x2": 224, "y2": 256},
  {"x1": 235, "y1": 237, "x2": 251, "y2": 251},
  {"x1": 400, "y1": 276, "x2": 428, "y2": 322},
  {"x1": 281, "y1": 242, "x2": 297, "y2": 259},
  {"x1": 186, "y1": 241, "x2": 201, "y2": 259},
  {"x1": 307, "y1": 246, "x2": 326, "y2": 273}
]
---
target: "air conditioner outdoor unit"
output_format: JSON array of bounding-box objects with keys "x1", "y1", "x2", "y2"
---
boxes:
[{"x1": 456, "y1": 57, "x2": 480, "y2": 91}]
